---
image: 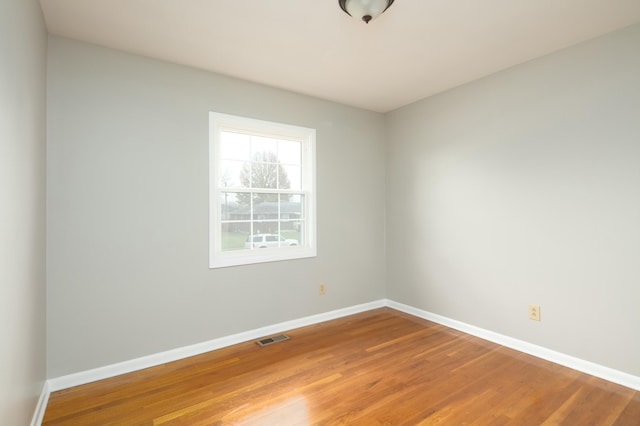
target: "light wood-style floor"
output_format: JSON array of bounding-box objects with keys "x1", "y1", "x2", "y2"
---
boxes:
[{"x1": 43, "y1": 308, "x2": 639, "y2": 425}]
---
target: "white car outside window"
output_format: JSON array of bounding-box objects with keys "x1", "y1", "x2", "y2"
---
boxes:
[{"x1": 244, "y1": 234, "x2": 299, "y2": 249}]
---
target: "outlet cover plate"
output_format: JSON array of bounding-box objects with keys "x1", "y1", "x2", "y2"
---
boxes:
[{"x1": 528, "y1": 304, "x2": 541, "y2": 321}]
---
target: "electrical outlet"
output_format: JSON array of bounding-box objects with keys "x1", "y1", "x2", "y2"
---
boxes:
[
  {"x1": 528, "y1": 304, "x2": 541, "y2": 321},
  {"x1": 319, "y1": 283, "x2": 326, "y2": 295}
]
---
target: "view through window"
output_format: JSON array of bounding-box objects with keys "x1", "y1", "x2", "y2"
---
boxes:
[{"x1": 210, "y1": 113, "x2": 316, "y2": 268}]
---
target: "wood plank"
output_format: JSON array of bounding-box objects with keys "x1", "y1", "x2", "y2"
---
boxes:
[{"x1": 42, "y1": 308, "x2": 640, "y2": 425}]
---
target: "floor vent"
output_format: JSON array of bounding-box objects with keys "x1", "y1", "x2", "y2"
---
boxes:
[{"x1": 256, "y1": 334, "x2": 290, "y2": 347}]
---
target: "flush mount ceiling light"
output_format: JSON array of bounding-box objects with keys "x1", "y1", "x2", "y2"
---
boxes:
[{"x1": 339, "y1": 0, "x2": 395, "y2": 24}]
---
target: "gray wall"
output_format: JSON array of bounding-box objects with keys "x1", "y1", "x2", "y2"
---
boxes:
[
  {"x1": 46, "y1": 37, "x2": 387, "y2": 377},
  {"x1": 0, "y1": 0, "x2": 48, "y2": 423},
  {"x1": 47, "y1": 22, "x2": 640, "y2": 382},
  {"x1": 386, "y1": 24, "x2": 640, "y2": 376}
]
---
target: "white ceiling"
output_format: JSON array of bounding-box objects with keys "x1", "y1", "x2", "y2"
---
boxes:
[{"x1": 39, "y1": 0, "x2": 640, "y2": 113}]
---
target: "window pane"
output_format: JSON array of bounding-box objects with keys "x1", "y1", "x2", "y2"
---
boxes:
[
  {"x1": 282, "y1": 165, "x2": 300, "y2": 190},
  {"x1": 279, "y1": 195, "x2": 302, "y2": 220},
  {"x1": 251, "y1": 136, "x2": 277, "y2": 159},
  {"x1": 278, "y1": 140, "x2": 301, "y2": 165},
  {"x1": 220, "y1": 160, "x2": 248, "y2": 188},
  {"x1": 280, "y1": 194, "x2": 303, "y2": 244},
  {"x1": 254, "y1": 221, "x2": 278, "y2": 237},
  {"x1": 221, "y1": 192, "x2": 255, "y2": 222},
  {"x1": 281, "y1": 226, "x2": 302, "y2": 246},
  {"x1": 220, "y1": 192, "x2": 240, "y2": 221},
  {"x1": 250, "y1": 162, "x2": 278, "y2": 189},
  {"x1": 280, "y1": 232, "x2": 299, "y2": 247},
  {"x1": 252, "y1": 193, "x2": 279, "y2": 213},
  {"x1": 220, "y1": 131, "x2": 250, "y2": 160},
  {"x1": 221, "y1": 221, "x2": 249, "y2": 252}
]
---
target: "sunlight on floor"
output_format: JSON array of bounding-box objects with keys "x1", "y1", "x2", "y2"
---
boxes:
[{"x1": 235, "y1": 395, "x2": 309, "y2": 425}]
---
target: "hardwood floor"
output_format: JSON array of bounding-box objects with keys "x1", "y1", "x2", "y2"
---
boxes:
[{"x1": 43, "y1": 308, "x2": 639, "y2": 425}]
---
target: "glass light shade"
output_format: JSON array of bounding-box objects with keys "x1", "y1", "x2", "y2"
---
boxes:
[{"x1": 341, "y1": 0, "x2": 394, "y2": 23}]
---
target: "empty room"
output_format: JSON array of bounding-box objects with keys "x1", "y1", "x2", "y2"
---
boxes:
[{"x1": 2, "y1": 0, "x2": 640, "y2": 425}]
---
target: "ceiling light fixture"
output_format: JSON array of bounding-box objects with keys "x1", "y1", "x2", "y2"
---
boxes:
[{"x1": 339, "y1": 0, "x2": 395, "y2": 24}]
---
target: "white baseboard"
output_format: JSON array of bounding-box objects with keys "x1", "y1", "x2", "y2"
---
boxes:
[
  {"x1": 47, "y1": 299, "x2": 386, "y2": 392},
  {"x1": 386, "y1": 299, "x2": 640, "y2": 391},
  {"x1": 40, "y1": 296, "x2": 639, "y2": 425},
  {"x1": 30, "y1": 381, "x2": 50, "y2": 426}
]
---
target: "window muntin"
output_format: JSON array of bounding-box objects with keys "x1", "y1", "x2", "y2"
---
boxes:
[{"x1": 210, "y1": 113, "x2": 316, "y2": 268}]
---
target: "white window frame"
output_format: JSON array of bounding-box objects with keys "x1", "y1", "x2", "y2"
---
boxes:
[{"x1": 209, "y1": 112, "x2": 316, "y2": 268}]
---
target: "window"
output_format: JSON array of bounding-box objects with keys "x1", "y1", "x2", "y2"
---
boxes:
[{"x1": 209, "y1": 112, "x2": 316, "y2": 268}]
